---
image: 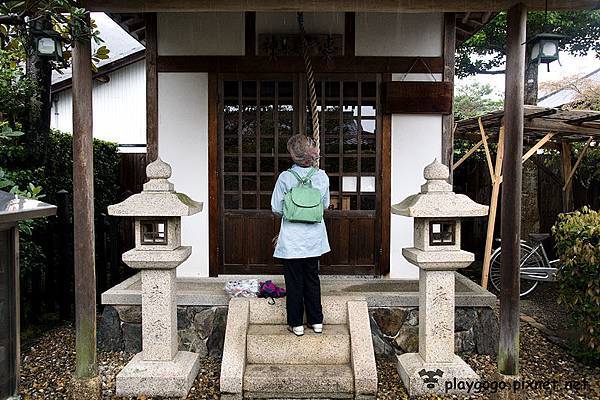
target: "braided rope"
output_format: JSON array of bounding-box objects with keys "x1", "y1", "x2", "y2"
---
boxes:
[{"x1": 297, "y1": 12, "x2": 320, "y2": 167}]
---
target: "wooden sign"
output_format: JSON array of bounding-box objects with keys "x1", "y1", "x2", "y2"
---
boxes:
[{"x1": 381, "y1": 81, "x2": 453, "y2": 114}]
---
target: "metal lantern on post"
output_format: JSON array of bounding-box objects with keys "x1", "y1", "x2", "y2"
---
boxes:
[{"x1": 30, "y1": 19, "x2": 63, "y2": 60}]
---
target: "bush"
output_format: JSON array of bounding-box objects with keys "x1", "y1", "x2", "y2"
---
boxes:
[{"x1": 552, "y1": 206, "x2": 600, "y2": 363}]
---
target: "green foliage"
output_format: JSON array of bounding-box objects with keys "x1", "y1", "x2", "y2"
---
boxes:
[
  {"x1": 0, "y1": 1, "x2": 110, "y2": 71},
  {"x1": 457, "y1": 11, "x2": 600, "y2": 77},
  {"x1": 454, "y1": 82, "x2": 504, "y2": 120},
  {"x1": 552, "y1": 207, "x2": 600, "y2": 363}
]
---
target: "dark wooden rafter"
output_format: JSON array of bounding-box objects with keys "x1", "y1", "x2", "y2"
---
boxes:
[
  {"x1": 83, "y1": 1, "x2": 600, "y2": 12},
  {"x1": 344, "y1": 12, "x2": 355, "y2": 56},
  {"x1": 245, "y1": 12, "x2": 256, "y2": 56},
  {"x1": 157, "y1": 55, "x2": 444, "y2": 73},
  {"x1": 455, "y1": 11, "x2": 497, "y2": 44}
]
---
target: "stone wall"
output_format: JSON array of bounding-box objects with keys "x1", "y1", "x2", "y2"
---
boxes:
[{"x1": 98, "y1": 305, "x2": 498, "y2": 357}]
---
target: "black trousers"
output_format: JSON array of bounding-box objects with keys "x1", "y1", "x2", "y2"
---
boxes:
[{"x1": 282, "y1": 256, "x2": 324, "y2": 327}]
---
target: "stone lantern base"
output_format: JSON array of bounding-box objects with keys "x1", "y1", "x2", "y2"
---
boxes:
[
  {"x1": 116, "y1": 351, "x2": 200, "y2": 398},
  {"x1": 397, "y1": 353, "x2": 479, "y2": 396}
]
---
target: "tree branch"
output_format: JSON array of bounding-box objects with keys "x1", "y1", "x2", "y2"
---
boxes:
[
  {"x1": 0, "y1": 15, "x2": 25, "y2": 25},
  {"x1": 472, "y1": 69, "x2": 506, "y2": 75}
]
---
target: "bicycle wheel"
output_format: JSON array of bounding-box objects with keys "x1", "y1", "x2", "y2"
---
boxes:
[{"x1": 488, "y1": 243, "x2": 541, "y2": 297}]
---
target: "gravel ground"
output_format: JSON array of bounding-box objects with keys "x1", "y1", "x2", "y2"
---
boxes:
[
  {"x1": 519, "y1": 282, "x2": 570, "y2": 333},
  {"x1": 19, "y1": 319, "x2": 599, "y2": 400}
]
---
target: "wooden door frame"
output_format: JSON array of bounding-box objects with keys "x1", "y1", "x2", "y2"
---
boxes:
[{"x1": 209, "y1": 73, "x2": 391, "y2": 276}]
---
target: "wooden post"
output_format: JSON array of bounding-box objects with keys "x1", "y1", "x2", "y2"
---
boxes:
[
  {"x1": 560, "y1": 141, "x2": 574, "y2": 211},
  {"x1": 71, "y1": 12, "x2": 99, "y2": 395},
  {"x1": 498, "y1": 3, "x2": 526, "y2": 377},
  {"x1": 481, "y1": 126, "x2": 505, "y2": 289},
  {"x1": 442, "y1": 13, "x2": 456, "y2": 184},
  {"x1": 146, "y1": 13, "x2": 159, "y2": 164}
]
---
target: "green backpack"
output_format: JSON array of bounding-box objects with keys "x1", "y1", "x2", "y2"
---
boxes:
[{"x1": 283, "y1": 167, "x2": 324, "y2": 223}]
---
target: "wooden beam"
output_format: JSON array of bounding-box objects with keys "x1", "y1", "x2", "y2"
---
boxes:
[
  {"x1": 563, "y1": 136, "x2": 593, "y2": 191},
  {"x1": 442, "y1": 12, "x2": 456, "y2": 182},
  {"x1": 71, "y1": 12, "x2": 98, "y2": 387},
  {"x1": 208, "y1": 73, "x2": 219, "y2": 277},
  {"x1": 481, "y1": 125, "x2": 505, "y2": 289},
  {"x1": 157, "y1": 55, "x2": 444, "y2": 74},
  {"x1": 146, "y1": 13, "x2": 158, "y2": 164},
  {"x1": 452, "y1": 138, "x2": 484, "y2": 171},
  {"x1": 498, "y1": 3, "x2": 527, "y2": 377},
  {"x1": 478, "y1": 117, "x2": 496, "y2": 183},
  {"x1": 245, "y1": 12, "x2": 256, "y2": 56},
  {"x1": 521, "y1": 132, "x2": 555, "y2": 162},
  {"x1": 81, "y1": 0, "x2": 600, "y2": 12},
  {"x1": 344, "y1": 12, "x2": 355, "y2": 57},
  {"x1": 560, "y1": 142, "x2": 574, "y2": 211},
  {"x1": 525, "y1": 118, "x2": 600, "y2": 136},
  {"x1": 565, "y1": 114, "x2": 600, "y2": 125}
]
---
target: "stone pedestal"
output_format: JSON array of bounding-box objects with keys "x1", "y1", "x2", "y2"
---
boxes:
[
  {"x1": 391, "y1": 160, "x2": 488, "y2": 397},
  {"x1": 397, "y1": 270, "x2": 479, "y2": 396},
  {"x1": 108, "y1": 158, "x2": 203, "y2": 398}
]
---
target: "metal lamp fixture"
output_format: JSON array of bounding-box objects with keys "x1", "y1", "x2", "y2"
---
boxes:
[
  {"x1": 32, "y1": 28, "x2": 63, "y2": 59},
  {"x1": 528, "y1": 0, "x2": 566, "y2": 71}
]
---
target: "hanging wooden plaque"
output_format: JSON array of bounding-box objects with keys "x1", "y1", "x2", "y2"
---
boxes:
[{"x1": 381, "y1": 81, "x2": 453, "y2": 114}]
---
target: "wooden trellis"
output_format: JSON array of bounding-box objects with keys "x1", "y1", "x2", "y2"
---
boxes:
[{"x1": 453, "y1": 106, "x2": 600, "y2": 289}]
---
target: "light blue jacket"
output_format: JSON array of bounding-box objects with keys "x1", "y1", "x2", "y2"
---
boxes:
[{"x1": 271, "y1": 165, "x2": 331, "y2": 259}]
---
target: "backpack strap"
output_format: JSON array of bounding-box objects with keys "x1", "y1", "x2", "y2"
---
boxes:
[{"x1": 288, "y1": 167, "x2": 317, "y2": 185}]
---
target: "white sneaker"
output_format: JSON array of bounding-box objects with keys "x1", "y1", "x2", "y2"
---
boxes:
[
  {"x1": 308, "y1": 323, "x2": 323, "y2": 334},
  {"x1": 288, "y1": 325, "x2": 304, "y2": 336}
]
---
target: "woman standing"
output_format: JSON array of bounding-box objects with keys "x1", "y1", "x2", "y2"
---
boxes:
[{"x1": 271, "y1": 134, "x2": 330, "y2": 336}]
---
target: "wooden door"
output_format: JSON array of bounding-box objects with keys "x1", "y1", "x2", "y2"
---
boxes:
[{"x1": 218, "y1": 74, "x2": 385, "y2": 275}]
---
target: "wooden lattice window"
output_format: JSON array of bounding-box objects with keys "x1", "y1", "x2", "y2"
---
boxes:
[
  {"x1": 140, "y1": 220, "x2": 168, "y2": 245},
  {"x1": 306, "y1": 79, "x2": 378, "y2": 210},
  {"x1": 222, "y1": 79, "x2": 296, "y2": 210}
]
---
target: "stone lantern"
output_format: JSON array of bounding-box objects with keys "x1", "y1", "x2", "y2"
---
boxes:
[
  {"x1": 392, "y1": 159, "x2": 488, "y2": 396},
  {"x1": 108, "y1": 158, "x2": 202, "y2": 398}
]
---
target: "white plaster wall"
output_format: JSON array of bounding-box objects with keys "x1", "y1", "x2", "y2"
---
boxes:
[
  {"x1": 158, "y1": 73, "x2": 209, "y2": 278},
  {"x1": 51, "y1": 60, "x2": 146, "y2": 147},
  {"x1": 355, "y1": 13, "x2": 443, "y2": 57},
  {"x1": 157, "y1": 12, "x2": 244, "y2": 56},
  {"x1": 389, "y1": 73, "x2": 443, "y2": 279}
]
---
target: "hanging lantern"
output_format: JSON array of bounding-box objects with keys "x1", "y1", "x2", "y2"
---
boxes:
[
  {"x1": 34, "y1": 30, "x2": 63, "y2": 59},
  {"x1": 529, "y1": 32, "x2": 565, "y2": 68},
  {"x1": 528, "y1": 0, "x2": 566, "y2": 71}
]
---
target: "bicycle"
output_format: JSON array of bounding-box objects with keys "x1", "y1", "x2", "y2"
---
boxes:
[{"x1": 489, "y1": 233, "x2": 561, "y2": 297}]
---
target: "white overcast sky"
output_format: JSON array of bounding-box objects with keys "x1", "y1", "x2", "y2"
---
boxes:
[{"x1": 456, "y1": 51, "x2": 600, "y2": 99}]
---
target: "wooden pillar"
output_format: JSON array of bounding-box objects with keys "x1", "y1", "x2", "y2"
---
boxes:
[
  {"x1": 71, "y1": 12, "x2": 98, "y2": 386},
  {"x1": 560, "y1": 141, "x2": 574, "y2": 212},
  {"x1": 146, "y1": 13, "x2": 159, "y2": 164},
  {"x1": 442, "y1": 13, "x2": 456, "y2": 184},
  {"x1": 498, "y1": 3, "x2": 527, "y2": 377}
]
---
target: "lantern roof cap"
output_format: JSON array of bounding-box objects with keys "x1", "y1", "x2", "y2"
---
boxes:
[
  {"x1": 392, "y1": 159, "x2": 488, "y2": 218},
  {"x1": 108, "y1": 158, "x2": 202, "y2": 217}
]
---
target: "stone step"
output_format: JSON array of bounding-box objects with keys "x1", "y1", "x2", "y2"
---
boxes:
[
  {"x1": 248, "y1": 296, "x2": 365, "y2": 325},
  {"x1": 246, "y1": 324, "x2": 350, "y2": 365},
  {"x1": 243, "y1": 364, "x2": 354, "y2": 398}
]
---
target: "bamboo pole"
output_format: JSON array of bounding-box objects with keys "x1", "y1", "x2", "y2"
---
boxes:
[
  {"x1": 452, "y1": 138, "x2": 484, "y2": 171},
  {"x1": 481, "y1": 126, "x2": 505, "y2": 289},
  {"x1": 498, "y1": 3, "x2": 526, "y2": 377},
  {"x1": 560, "y1": 142, "x2": 574, "y2": 211},
  {"x1": 563, "y1": 136, "x2": 593, "y2": 191},
  {"x1": 478, "y1": 117, "x2": 496, "y2": 182}
]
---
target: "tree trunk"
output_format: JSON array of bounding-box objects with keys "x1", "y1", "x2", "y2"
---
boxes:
[
  {"x1": 22, "y1": 17, "x2": 53, "y2": 168},
  {"x1": 523, "y1": 45, "x2": 538, "y2": 106}
]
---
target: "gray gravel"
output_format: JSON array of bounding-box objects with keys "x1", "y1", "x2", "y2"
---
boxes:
[{"x1": 19, "y1": 319, "x2": 599, "y2": 399}]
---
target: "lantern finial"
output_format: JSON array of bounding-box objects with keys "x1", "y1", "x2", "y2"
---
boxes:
[{"x1": 423, "y1": 158, "x2": 449, "y2": 181}]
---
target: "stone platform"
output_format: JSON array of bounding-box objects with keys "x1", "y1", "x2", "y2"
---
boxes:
[{"x1": 99, "y1": 273, "x2": 499, "y2": 358}]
